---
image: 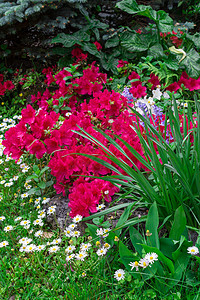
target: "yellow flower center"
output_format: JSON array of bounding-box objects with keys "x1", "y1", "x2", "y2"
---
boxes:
[
  {"x1": 191, "y1": 249, "x2": 195, "y2": 252},
  {"x1": 150, "y1": 256, "x2": 153, "y2": 260},
  {"x1": 143, "y1": 262, "x2": 147, "y2": 266},
  {"x1": 117, "y1": 274, "x2": 121, "y2": 277}
]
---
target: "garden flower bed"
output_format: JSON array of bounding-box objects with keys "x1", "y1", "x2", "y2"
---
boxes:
[{"x1": 0, "y1": 0, "x2": 200, "y2": 298}]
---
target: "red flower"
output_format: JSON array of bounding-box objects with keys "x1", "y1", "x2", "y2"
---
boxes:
[
  {"x1": 4, "y1": 80, "x2": 14, "y2": 90},
  {"x1": 94, "y1": 41, "x2": 102, "y2": 51}
]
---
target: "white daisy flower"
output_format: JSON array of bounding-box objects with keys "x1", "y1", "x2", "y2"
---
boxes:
[
  {"x1": 34, "y1": 230, "x2": 43, "y2": 237},
  {"x1": 38, "y1": 211, "x2": 46, "y2": 219},
  {"x1": 0, "y1": 216, "x2": 5, "y2": 221},
  {"x1": 69, "y1": 223, "x2": 77, "y2": 230},
  {"x1": 66, "y1": 254, "x2": 75, "y2": 262},
  {"x1": 145, "y1": 252, "x2": 158, "y2": 264},
  {"x1": 0, "y1": 180, "x2": 6, "y2": 184},
  {"x1": 20, "y1": 220, "x2": 31, "y2": 226},
  {"x1": 96, "y1": 247, "x2": 107, "y2": 256},
  {"x1": 129, "y1": 261, "x2": 139, "y2": 271},
  {"x1": 34, "y1": 198, "x2": 41, "y2": 205},
  {"x1": 0, "y1": 241, "x2": 9, "y2": 247},
  {"x1": 4, "y1": 182, "x2": 13, "y2": 187},
  {"x1": 25, "y1": 244, "x2": 36, "y2": 253},
  {"x1": 103, "y1": 228, "x2": 111, "y2": 238},
  {"x1": 114, "y1": 269, "x2": 125, "y2": 281},
  {"x1": 138, "y1": 258, "x2": 149, "y2": 268},
  {"x1": 80, "y1": 243, "x2": 92, "y2": 252},
  {"x1": 42, "y1": 197, "x2": 50, "y2": 204},
  {"x1": 4, "y1": 225, "x2": 13, "y2": 232},
  {"x1": 13, "y1": 176, "x2": 19, "y2": 181},
  {"x1": 51, "y1": 238, "x2": 62, "y2": 245},
  {"x1": 75, "y1": 251, "x2": 88, "y2": 261},
  {"x1": 65, "y1": 228, "x2": 72, "y2": 237},
  {"x1": 19, "y1": 238, "x2": 32, "y2": 245},
  {"x1": 187, "y1": 246, "x2": 199, "y2": 255},
  {"x1": 72, "y1": 215, "x2": 83, "y2": 223},
  {"x1": 37, "y1": 245, "x2": 46, "y2": 251},
  {"x1": 33, "y1": 219, "x2": 43, "y2": 226},
  {"x1": 65, "y1": 245, "x2": 76, "y2": 254},
  {"x1": 97, "y1": 204, "x2": 106, "y2": 211},
  {"x1": 103, "y1": 243, "x2": 111, "y2": 250},
  {"x1": 96, "y1": 228, "x2": 104, "y2": 236},
  {"x1": 71, "y1": 230, "x2": 80, "y2": 238},
  {"x1": 14, "y1": 217, "x2": 22, "y2": 222},
  {"x1": 49, "y1": 245, "x2": 60, "y2": 253},
  {"x1": 104, "y1": 190, "x2": 109, "y2": 195},
  {"x1": 21, "y1": 193, "x2": 28, "y2": 199}
]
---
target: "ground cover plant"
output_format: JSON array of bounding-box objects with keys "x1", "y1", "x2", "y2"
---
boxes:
[{"x1": 0, "y1": 0, "x2": 200, "y2": 299}]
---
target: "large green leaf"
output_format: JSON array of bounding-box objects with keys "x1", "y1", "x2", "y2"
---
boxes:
[
  {"x1": 105, "y1": 35, "x2": 120, "y2": 48},
  {"x1": 179, "y1": 48, "x2": 200, "y2": 79},
  {"x1": 186, "y1": 33, "x2": 200, "y2": 50},
  {"x1": 52, "y1": 31, "x2": 90, "y2": 48},
  {"x1": 129, "y1": 226, "x2": 144, "y2": 256},
  {"x1": 121, "y1": 32, "x2": 151, "y2": 52},
  {"x1": 146, "y1": 202, "x2": 160, "y2": 249},
  {"x1": 115, "y1": 203, "x2": 134, "y2": 236},
  {"x1": 156, "y1": 10, "x2": 174, "y2": 33},
  {"x1": 147, "y1": 44, "x2": 165, "y2": 60},
  {"x1": 116, "y1": 0, "x2": 156, "y2": 20},
  {"x1": 169, "y1": 206, "x2": 187, "y2": 241},
  {"x1": 116, "y1": 0, "x2": 173, "y2": 32},
  {"x1": 82, "y1": 43, "x2": 101, "y2": 58}
]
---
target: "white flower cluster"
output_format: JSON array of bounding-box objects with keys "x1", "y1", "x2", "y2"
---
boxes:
[{"x1": 129, "y1": 252, "x2": 158, "y2": 272}]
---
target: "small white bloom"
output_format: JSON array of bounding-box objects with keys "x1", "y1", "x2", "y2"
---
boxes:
[
  {"x1": 34, "y1": 230, "x2": 43, "y2": 237},
  {"x1": 49, "y1": 245, "x2": 60, "y2": 253},
  {"x1": 21, "y1": 193, "x2": 28, "y2": 199},
  {"x1": 80, "y1": 243, "x2": 92, "y2": 252},
  {"x1": 97, "y1": 204, "x2": 106, "y2": 211},
  {"x1": 19, "y1": 245, "x2": 27, "y2": 252},
  {"x1": 96, "y1": 228, "x2": 104, "y2": 236},
  {"x1": 25, "y1": 244, "x2": 36, "y2": 253},
  {"x1": 129, "y1": 261, "x2": 139, "y2": 271},
  {"x1": 51, "y1": 238, "x2": 62, "y2": 245},
  {"x1": 0, "y1": 241, "x2": 9, "y2": 248},
  {"x1": 19, "y1": 237, "x2": 32, "y2": 245},
  {"x1": 33, "y1": 219, "x2": 44, "y2": 226},
  {"x1": 38, "y1": 211, "x2": 46, "y2": 219},
  {"x1": 114, "y1": 269, "x2": 125, "y2": 281},
  {"x1": 0, "y1": 216, "x2": 5, "y2": 221},
  {"x1": 4, "y1": 182, "x2": 13, "y2": 187},
  {"x1": 138, "y1": 258, "x2": 149, "y2": 268},
  {"x1": 0, "y1": 180, "x2": 6, "y2": 184},
  {"x1": 75, "y1": 251, "x2": 88, "y2": 261},
  {"x1": 4, "y1": 225, "x2": 13, "y2": 232},
  {"x1": 187, "y1": 246, "x2": 199, "y2": 255},
  {"x1": 71, "y1": 230, "x2": 80, "y2": 238},
  {"x1": 13, "y1": 176, "x2": 19, "y2": 181},
  {"x1": 65, "y1": 245, "x2": 76, "y2": 253},
  {"x1": 103, "y1": 243, "x2": 111, "y2": 250},
  {"x1": 20, "y1": 220, "x2": 31, "y2": 226},
  {"x1": 65, "y1": 228, "x2": 72, "y2": 237},
  {"x1": 145, "y1": 252, "x2": 158, "y2": 264},
  {"x1": 96, "y1": 247, "x2": 107, "y2": 256},
  {"x1": 152, "y1": 87, "x2": 162, "y2": 100},
  {"x1": 72, "y1": 215, "x2": 83, "y2": 223},
  {"x1": 69, "y1": 223, "x2": 77, "y2": 230},
  {"x1": 66, "y1": 254, "x2": 75, "y2": 262},
  {"x1": 15, "y1": 217, "x2": 22, "y2": 222},
  {"x1": 37, "y1": 245, "x2": 46, "y2": 251},
  {"x1": 42, "y1": 197, "x2": 50, "y2": 204}
]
